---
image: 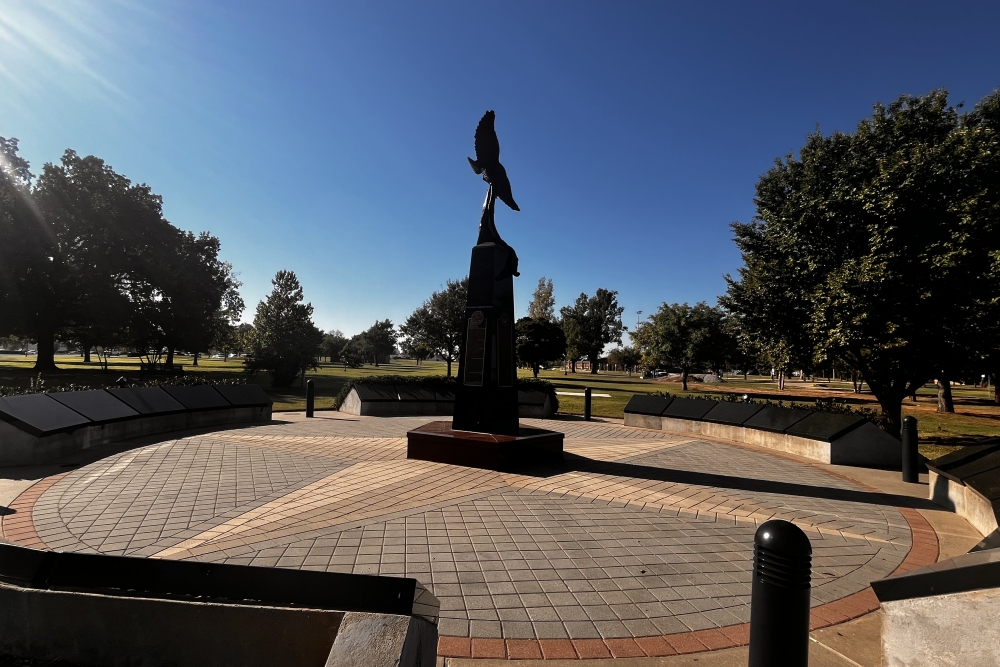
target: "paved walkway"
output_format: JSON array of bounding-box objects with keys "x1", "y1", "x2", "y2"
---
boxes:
[{"x1": 0, "y1": 413, "x2": 970, "y2": 664}]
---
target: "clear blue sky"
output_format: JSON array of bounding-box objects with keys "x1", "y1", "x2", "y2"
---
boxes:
[{"x1": 2, "y1": 1, "x2": 998, "y2": 337}]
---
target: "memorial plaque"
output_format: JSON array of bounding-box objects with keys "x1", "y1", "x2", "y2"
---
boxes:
[
  {"x1": 463, "y1": 310, "x2": 487, "y2": 387},
  {"x1": 397, "y1": 386, "x2": 436, "y2": 403},
  {"x1": 107, "y1": 386, "x2": 184, "y2": 415},
  {"x1": 935, "y1": 445, "x2": 1000, "y2": 484},
  {"x1": 623, "y1": 394, "x2": 672, "y2": 416},
  {"x1": 785, "y1": 412, "x2": 867, "y2": 442},
  {"x1": 162, "y1": 385, "x2": 230, "y2": 410},
  {"x1": 434, "y1": 386, "x2": 456, "y2": 402},
  {"x1": 966, "y1": 465, "x2": 1000, "y2": 503},
  {"x1": 517, "y1": 389, "x2": 546, "y2": 407},
  {"x1": 0, "y1": 394, "x2": 91, "y2": 435},
  {"x1": 743, "y1": 406, "x2": 811, "y2": 433},
  {"x1": 932, "y1": 442, "x2": 1000, "y2": 476},
  {"x1": 49, "y1": 390, "x2": 139, "y2": 423},
  {"x1": 701, "y1": 401, "x2": 765, "y2": 425},
  {"x1": 497, "y1": 312, "x2": 513, "y2": 387},
  {"x1": 212, "y1": 384, "x2": 273, "y2": 408},
  {"x1": 352, "y1": 383, "x2": 399, "y2": 402},
  {"x1": 662, "y1": 397, "x2": 718, "y2": 420}
]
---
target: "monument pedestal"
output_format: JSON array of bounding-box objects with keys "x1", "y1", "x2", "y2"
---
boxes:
[{"x1": 406, "y1": 421, "x2": 563, "y2": 470}]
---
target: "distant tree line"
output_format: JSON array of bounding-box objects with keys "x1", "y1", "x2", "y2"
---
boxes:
[{"x1": 0, "y1": 140, "x2": 243, "y2": 371}]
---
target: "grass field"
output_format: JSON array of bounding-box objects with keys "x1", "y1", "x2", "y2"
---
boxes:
[{"x1": 1, "y1": 355, "x2": 997, "y2": 460}]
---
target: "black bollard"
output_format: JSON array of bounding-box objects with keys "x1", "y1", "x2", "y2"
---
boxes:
[
  {"x1": 902, "y1": 416, "x2": 919, "y2": 483},
  {"x1": 748, "y1": 519, "x2": 811, "y2": 667},
  {"x1": 584, "y1": 387, "x2": 592, "y2": 421},
  {"x1": 306, "y1": 379, "x2": 315, "y2": 418}
]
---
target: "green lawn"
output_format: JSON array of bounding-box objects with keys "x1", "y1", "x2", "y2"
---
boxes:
[{"x1": 2, "y1": 355, "x2": 997, "y2": 460}]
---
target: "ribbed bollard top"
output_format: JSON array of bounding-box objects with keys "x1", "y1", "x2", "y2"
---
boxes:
[{"x1": 753, "y1": 520, "x2": 812, "y2": 589}]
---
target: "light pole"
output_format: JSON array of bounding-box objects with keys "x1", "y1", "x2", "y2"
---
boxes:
[{"x1": 636, "y1": 310, "x2": 642, "y2": 329}]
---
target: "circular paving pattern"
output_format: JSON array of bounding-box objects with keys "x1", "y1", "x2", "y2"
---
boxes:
[{"x1": 2, "y1": 415, "x2": 936, "y2": 660}]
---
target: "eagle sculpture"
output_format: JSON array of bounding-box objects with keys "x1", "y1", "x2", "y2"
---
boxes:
[{"x1": 468, "y1": 110, "x2": 519, "y2": 211}]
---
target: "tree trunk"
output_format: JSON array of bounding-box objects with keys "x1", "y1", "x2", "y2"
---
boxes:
[
  {"x1": 877, "y1": 394, "x2": 904, "y2": 439},
  {"x1": 778, "y1": 370, "x2": 785, "y2": 391},
  {"x1": 532, "y1": 362, "x2": 539, "y2": 378},
  {"x1": 192, "y1": 352, "x2": 199, "y2": 367},
  {"x1": 165, "y1": 347, "x2": 175, "y2": 368},
  {"x1": 681, "y1": 369, "x2": 688, "y2": 392},
  {"x1": 446, "y1": 358, "x2": 452, "y2": 377},
  {"x1": 33, "y1": 329, "x2": 57, "y2": 371},
  {"x1": 936, "y1": 375, "x2": 954, "y2": 413},
  {"x1": 83, "y1": 345, "x2": 91, "y2": 363},
  {"x1": 571, "y1": 360, "x2": 576, "y2": 373}
]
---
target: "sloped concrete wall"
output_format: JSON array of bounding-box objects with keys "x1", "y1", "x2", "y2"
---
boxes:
[
  {"x1": 882, "y1": 587, "x2": 1000, "y2": 667},
  {"x1": 625, "y1": 411, "x2": 900, "y2": 467},
  {"x1": 930, "y1": 471, "x2": 998, "y2": 537}
]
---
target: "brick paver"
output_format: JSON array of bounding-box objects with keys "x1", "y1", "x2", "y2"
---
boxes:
[{"x1": 0, "y1": 415, "x2": 936, "y2": 660}]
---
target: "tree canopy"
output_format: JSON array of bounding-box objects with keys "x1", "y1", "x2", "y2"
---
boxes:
[
  {"x1": 244, "y1": 270, "x2": 323, "y2": 387},
  {"x1": 400, "y1": 277, "x2": 468, "y2": 377},
  {"x1": 515, "y1": 316, "x2": 566, "y2": 377},
  {"x1": 631, "y1": 302, "x2": 730, "y2": 390},
  {"x1": 722, "y1": 88, "x2": 1000, "y2": 434},
  {"x1": 527, "y1": 277, "x2": 556, "y2": 321},
  {"x1": 560, "y1": 289, "x2": 624, "y2": 374},
  {"x1": 0, "y1": 141, "x2": 241, "y2": 370}
]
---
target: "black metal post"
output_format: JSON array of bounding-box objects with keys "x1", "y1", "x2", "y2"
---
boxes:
[
  {"x1": 902, "y1": 416, "x2": 918, "y2": 483},
  {"x1": 306, "y1": 379, "x2": 315, "y2": 418},
  {"x1": 748, "y1": 519, "x2": 811, "y2": 667},
  {"x1": 584, "y1": 387, "x2": 592, "y2": 421}
]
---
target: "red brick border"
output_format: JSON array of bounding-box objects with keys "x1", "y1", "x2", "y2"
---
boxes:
[
  {"x1": 0, "y1": 473, "x2": 69, "y2": 548},
  {"x1": 0, "y1": 453, "x2": 940, "y2": 662}
]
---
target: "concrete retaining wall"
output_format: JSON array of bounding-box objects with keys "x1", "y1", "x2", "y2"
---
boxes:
[
  {"x1": 0, "y1": 581, "x2": 434, "y2": 667},
  {"x1": 0, "y1": 386, "x2": 272, "y2": 467},
  {"x1": 930, "y1": 471, "x2": 999, "y2": 538},
  {"x1": 625, "y1": 411, "x2": 901, "y2": 467},
  {"x1": 881, "y1": 587, "x2": 1000, "y2": 667}
]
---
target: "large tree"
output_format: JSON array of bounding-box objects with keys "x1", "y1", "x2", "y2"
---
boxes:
[
  {"x1": 400, "y1": 277, "x2": 468, "y2": 377},
  {"x1": 631, "y1": 302, "x2": 728, "y2": 391},
  {"x1": 559, "y1": 289, "x2": 624, "y2": 374},
  {"x1": 361, "y1": 319, "x2": 398, "y2": 366},
  {"x1": 244, "y1": 270, "x2": 323, "y2": 387},
  {"x1": 515, "y1": 316, "x2": 566, "y2": 377},
  {"x1": 723, "y1": 89, "x2": 1000, "y2": 436},
  {"x1": 527, "y1": 277, "x2": 556, "y2": 321}
]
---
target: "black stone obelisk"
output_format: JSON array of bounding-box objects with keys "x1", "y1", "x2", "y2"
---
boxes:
[{"x1": 453, "y1": 186, "x2": 519, "y2": 436}]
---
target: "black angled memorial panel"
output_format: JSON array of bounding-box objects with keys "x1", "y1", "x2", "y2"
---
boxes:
[
  {"x1": 106, "y1": 386, "x2": 185, "y2": 415},
  {"x1": 0, "y1": 394, "x2": 91, "y2": 436},
  {"x1": 397, "y1": 386, "x2": 436, "y2": 403},
  {"x1": 161, "y1": 385, "x2": 230, "y2": 410},
  {"x1": 212, "y1": 384, "x2": 273, "y2": 407},
  {"x1": 623, "y1": 395, "x2": 672, "y2": 416},
  {"x1": 784, "y1": 412, "x2": 867, "y2": 442},
  {"x1": 49, "y1": 390, "x2": 139, "y2": 423},
  {"x1": 701, "y1": 401, "x2": 765, "y2": 425},
  {"x1": 352, "y1": 383, "x2": 399, "y2": 402},
  {"x1": 743, "y1": 406, "x2": 811, "y2": 433},
  {"x1": 661, "y1": 397, "x2": 717, "y2": 420}
]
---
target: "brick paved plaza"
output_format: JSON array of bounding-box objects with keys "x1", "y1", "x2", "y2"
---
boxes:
[{"x1": 1, "y1": 414, "x2": 940, "y2": 661}]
